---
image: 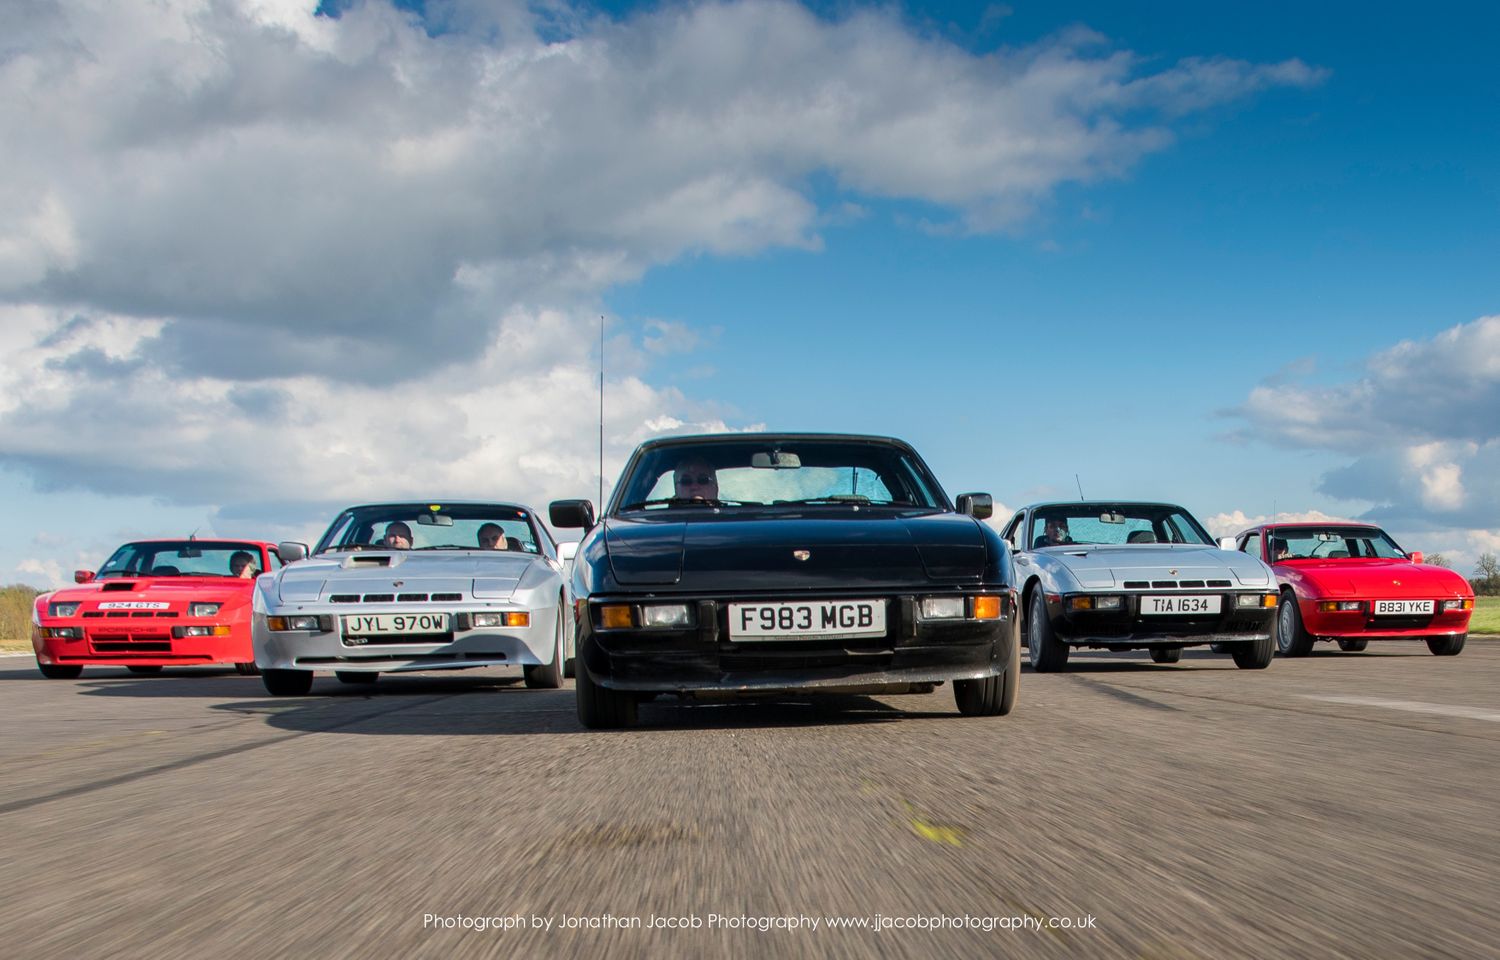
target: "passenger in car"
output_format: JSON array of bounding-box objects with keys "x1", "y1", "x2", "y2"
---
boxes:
[
  {"x1": 477, "y1": 523, "x2": 512, "y2": 551},
  {"x1": 673, "y1": 457, "x2": 720, "y2": 501},
  {"x1": 230, "y1": 550, "x2": 259, "y2": 578},
  {"x1": 1040, "y1": 516, "x2": 1074, "y2": 547},
  {"x1": 382, "y1": 522, "x2": 414, "y2": 550}
]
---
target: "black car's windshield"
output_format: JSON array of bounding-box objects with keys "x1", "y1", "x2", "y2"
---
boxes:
[
  {"x1": 97, "y1": 542, "x2": 266, "y2": 578},
  {"x1": 1027, "y1": 505, "x2": 1213, "y2": 549},
  {"x1": 315, "y1": 504, "x2": 543, "y2": 555},
  {"x1": 615, "y1": 439, "x2": 947, "y2": 513},
  {"x1": 1270, "y1": 527, "x2": 1406, "y2": 560}
]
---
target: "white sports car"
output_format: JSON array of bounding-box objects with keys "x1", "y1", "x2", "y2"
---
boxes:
[{"x1": 252, "y1": 501, "x2": 573, "y2": 696}]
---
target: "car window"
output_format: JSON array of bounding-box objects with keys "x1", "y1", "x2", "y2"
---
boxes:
[
  {"x1": 314, "y1": 505, "x2": 542, "y2": 554},
  {"x1": 96, "y1": 542, "x2": 271, "y2": 578},
  {"x1": 1028, "y1": 506, "x2": 1213, "y2": 548},
  {"x1": 1275, "y1": 527, "x2": 1406, "y2": 560}
]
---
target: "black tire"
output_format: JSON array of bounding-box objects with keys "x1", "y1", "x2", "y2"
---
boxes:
[
  {"x1": 1276, "y1": 591, "x2": 1314, "y2": 657},
  {"x1": 955, "y1": 623, "x2": 1020, "y2": 717},
  {"x1": 1149, "y1": 647, "x2": 1182, "y2": 664},
  {"x1": 262, "y1": 668, "x2": 314, "y2": 696},
  {"x1": 575, "y1": 652, "x2": 637, "y2": 729},
  {"x1": 234, "y1": 662, "x2": 261, "y2": 676},
  {"x1": 1426, "y1": 634, "x2": 1466, "y2": 656},
  {"x1": 127, "y1": 665, "x2": 162, "y2": 675},
  {"x1": 524, "y1": 603, "x2": 566, "y2": 689},
  {"x1": 1026, "y1": 589, "x2": 1069, "y2": 672},
  {"x1": 563, "y1": 657, "x2": 576, "y2": 679},
  {"x1": 1231, "y1": 632, "x2": 1275, "y2": 669},
  {"x1": 1337, "y1": 639, "x2": 1368, "y2": 653},
  {"x1": 37, "y1": 662, "x2": 83, "y2": 680},
  {"x1": 335, "y1": 671, "x2": 378, "y2": 684}
]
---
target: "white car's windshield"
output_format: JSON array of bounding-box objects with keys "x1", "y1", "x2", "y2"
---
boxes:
[
  {"x1": 315, "y1": 504, "x2": 543, "y2": 555},
  {"x1": 1028, "y1": 505, "x2": 1213, "y2": 549}
]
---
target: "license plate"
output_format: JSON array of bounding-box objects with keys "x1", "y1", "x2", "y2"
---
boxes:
[
  {"x1": 98, "y1": 601, "x2": 170, "y2": 610},
  {"x1": 728, "y1": 600, "x2": 886, "y2": 640},
  {"x1": 1140, "y1": 595, "x2": 1221, "y2": 615},
  {"x1": 343, "y1": 613, "x2": 450, "y2": 635},
  {"x1": 1374, "y1": 600, "x2": 1433, "y2": 616}
]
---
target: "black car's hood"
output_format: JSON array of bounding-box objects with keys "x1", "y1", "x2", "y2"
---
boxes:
[{"x1": 603, "y1": 511, "x2": 985, "y2": 589}]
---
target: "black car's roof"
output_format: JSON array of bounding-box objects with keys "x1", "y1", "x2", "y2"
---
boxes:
[{"x1": 634, "y1": 433, "x2": 918, "y2": 452}]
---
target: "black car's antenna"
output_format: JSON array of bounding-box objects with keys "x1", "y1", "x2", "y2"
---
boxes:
[
  {"x1": 1075, "y1": 474, "x2": 1085, "y2": 501},
  {"x1": 598, "y1": 315, "x2": 605, "y2": 509}
]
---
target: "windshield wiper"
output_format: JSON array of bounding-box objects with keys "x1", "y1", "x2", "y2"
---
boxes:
[
  {"x1": 620, "y1": 497, "x2": 743, "y2": 510},
  {"x1": 775, "y1": 496, "x2": 871, "y2": 505}
]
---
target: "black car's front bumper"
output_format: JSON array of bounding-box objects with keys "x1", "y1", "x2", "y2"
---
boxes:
[
  {"x1": 581, "y1": 593, "x2": 1015, "y2": 693},
  {"x1": 1047, "y1": 592, "x2": 1277, "y2": 647}
]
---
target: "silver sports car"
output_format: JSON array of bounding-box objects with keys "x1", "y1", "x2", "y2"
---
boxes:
[
  {"x1": 252, "y1": 501, "x2": 572, "y2": 696},
  {"x1": 998, "y1": 501, "x2": 1278, "y2": 671}
]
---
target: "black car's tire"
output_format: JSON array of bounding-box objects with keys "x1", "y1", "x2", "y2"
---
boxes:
[
  {"x1": 1276, "y1": 591, "x2": 1314, "y2": 657},
  {"x1": 262, "y1": 669, "x2": 315, "y2": 696},
  {"x1": 37, "y1": 662, "x2": 83, "y2": 680},
  {"x1": 1426, "y1": 634, "x2": 1466, "y2": 656},
  {"x1": 1027, "y1": 589, "x2": 1069, "y2": 672},
  {"x1": 576, "y1": 654, "x2": 637, "y2": 729},
  {"x1": 954, "y1": 625, "x2": 1019, "y2": 717},
  {"x1": 234, "y1": 662, "x2": 261, "y2": 676},
  {"x1": 335, "y1": 671, "x2": 378, "y2": 684},
  {"x1": 1231, "y1": 632, "x2": 1275, "y2": 669},
  {"x1": 1337, "y1": 639, "x2": 1369, "y2": 653},
  {"x1": 524, "y1": 603, "x2": 566, "y2": 689},
  {"x1": 126, "y1": 665, "x2": 162, "y2": 674},
  {"x1": 1149, "y1": 647, "x2": 1182, "y2": 664},
  {"x1": 563, "y1": 657, "x2": 576, "y2": 679}
]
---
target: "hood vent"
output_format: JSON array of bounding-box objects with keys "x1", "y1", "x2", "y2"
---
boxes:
[
  {"x1": 1125, "y1": 579, "x2": 1233, "y2": 590},
  {"x1": 101, "y1": 582, "x2": 138, "y2": 592},
  {"x1": 349, "y1": 556, "x2": 393, "y2": 567}
]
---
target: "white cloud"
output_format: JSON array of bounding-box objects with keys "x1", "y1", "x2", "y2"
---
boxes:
[
  {"x1": 1229, "y1": 315, "x2": 1500, "y2": 560},
  {"x1": 0, "y1": 0, "x2": 1326, "y2": 576},
  {"x1": 1200, "y1": 508, "x2": 1356, "y2": 539}
]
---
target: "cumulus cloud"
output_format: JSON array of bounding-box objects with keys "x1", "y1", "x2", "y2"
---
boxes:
[
  {"x1": 1200, "y1": 509, "x2": 1357, "y2": 540},
  {"x1": 1228, "y1": 316, "x2": 1500, "y2": 562},
  {"x1": 0, "y1": 0, "x2": 1325, "y2": 576}
]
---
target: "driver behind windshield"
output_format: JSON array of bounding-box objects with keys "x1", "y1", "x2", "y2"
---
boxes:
[
  {"x1": 1044, "y1": 516, "x2": 1074, "y2": 546},
  {"x1": 672, "y1": 457, "x2": 720, "y2": 502},
  {"x1": 382, "y1": 522, "x2": 414, "y2": 550}
]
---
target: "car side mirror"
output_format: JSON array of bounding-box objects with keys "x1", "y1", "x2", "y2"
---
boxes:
[
  {"x1": 277, "y1": 542, "x2": 309, "y2": 563},
  {"x1": 956, "y1": 493, "x2": 993, "y2": 520},
  {"x1": 1409, "y1": 551, "x2": 1424, "y2": 565},
  {"x1": 1217, "y1": 537, "x2": 1237, "y2": 551},
  {"x1": 549, "y1": 499, "x2": 596, "y2": 530},
  {"x1": 74, "y1": 569, "x2": 95, "y2": 584},
  {"x1": 558, "y1": 541, "x2": 580, "y2": 563}
]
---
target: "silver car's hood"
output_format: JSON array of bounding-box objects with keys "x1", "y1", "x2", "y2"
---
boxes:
[
  {"x1": 277, "y1": 551, "x2": 539, "y2": 602},
  {"x1": 1045, "y1": 544, "x2": 1273, "y2": 588}
]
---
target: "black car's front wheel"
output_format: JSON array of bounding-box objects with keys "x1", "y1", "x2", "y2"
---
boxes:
[
  {"x1": 575, "y1": 654, "x2": 637, "y2": 728},
  {"x1": 1027, "y1": 589, "x2": 1069, "y2": 672},
  {"x1": 954, "y1": 625, "x2": 1019, "y2": 717}
]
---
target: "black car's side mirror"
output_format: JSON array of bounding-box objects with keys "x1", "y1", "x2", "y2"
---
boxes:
[
  {"x1": 549, "y1": 499, "x2": 596, "y2": 530},
  {"x1": 956, "y1": 493, "x2": 993, "y2": 520}
]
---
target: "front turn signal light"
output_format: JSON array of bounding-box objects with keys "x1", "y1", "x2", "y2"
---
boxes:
[
  {"x1": 599, "y1": 605, "x2": 634, "y2": 629},
  {"x1": 972, "y1": 596, "x2": 1002, "y2": 620}
]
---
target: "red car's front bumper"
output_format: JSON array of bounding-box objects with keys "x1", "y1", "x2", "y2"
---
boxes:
[
  {"x1": 33, "y1": 619, "x2": 254, "y2": 667},
  {"x1": 1297, "y1": 599, "x2": 1472, "y2": 639}
]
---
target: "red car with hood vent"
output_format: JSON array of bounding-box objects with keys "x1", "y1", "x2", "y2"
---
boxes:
[
  {"x1": 32, "y1": 539, "x2": 281, "y2": 677},
  {"x1": 1233, "y1": 522, "x2": 1473, "y2": 656}
]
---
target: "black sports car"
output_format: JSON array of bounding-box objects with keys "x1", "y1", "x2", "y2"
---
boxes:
[{"x1": 549, "y1": 433, "x2": 1020, "y2": 728}]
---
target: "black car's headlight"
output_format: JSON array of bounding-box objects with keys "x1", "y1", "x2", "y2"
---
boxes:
[{"x1": 595, "y1": 603, "x2": 697, "y2": 629}]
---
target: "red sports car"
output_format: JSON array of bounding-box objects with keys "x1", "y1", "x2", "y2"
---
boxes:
[
  {"x1": 32, "y1": 539, "x2": 281, "y2": 678},
  {"x1": 1232, "y1": 522, "x2": 1473, "y2": 656}
]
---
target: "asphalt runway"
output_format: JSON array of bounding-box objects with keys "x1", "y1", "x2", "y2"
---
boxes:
[{"x1": 2, "y1": 641, "x2": 1496, "y2": 960}]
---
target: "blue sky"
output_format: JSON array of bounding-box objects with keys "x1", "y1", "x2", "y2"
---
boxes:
[{"x1": 2, "y1": 0, "x2": 1497, "y2": 586}]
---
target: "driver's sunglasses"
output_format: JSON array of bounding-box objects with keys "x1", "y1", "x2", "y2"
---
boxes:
[{"x1": 676, "y1": 474, "x2": 714, "y2": 485}]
